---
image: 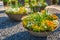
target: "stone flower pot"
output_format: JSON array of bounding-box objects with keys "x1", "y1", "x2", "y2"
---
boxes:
[
  {"x1": 28, "y1": 19, "x2": 60, "y2": 37},
  {"x1": 31, "y1": 6, "x2": 46, "y2": 12},
  {"x1": 6, "y1": 13, "x2": 27, "y2": 21}
]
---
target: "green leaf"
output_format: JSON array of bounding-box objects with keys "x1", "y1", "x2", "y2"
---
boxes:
[
  {"x1": 3, "y1": 0, "x2": 8, "y2": 2},
  {"x1": 40, "y1": 0, "x2": 45, "y2": 3},
  {"x1": 25, "y1": 0, "x2": 29, "y2": 3}
]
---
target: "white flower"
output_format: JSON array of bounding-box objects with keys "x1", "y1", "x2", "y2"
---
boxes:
[
  {"x1": 25, "y1": 8, "x2": 31, "y2": 13},
  {"x1": 25, "y1": 3, "x2": 30, "y2": 8},
  {"x1": 44, "y1": 26, "x2": 47, "y2": 29},
  {"x1": 53, "y1": 20, "x2": 59, "y2": 26}
]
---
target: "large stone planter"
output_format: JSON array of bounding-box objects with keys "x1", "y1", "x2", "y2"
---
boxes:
[{"x1": 25, "y1": 20, "x2": 60, "y2": 37}]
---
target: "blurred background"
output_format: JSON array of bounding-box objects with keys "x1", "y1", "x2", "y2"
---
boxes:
[{"x1": 0, "y1": 0, "x2": 60, "y2": 5}]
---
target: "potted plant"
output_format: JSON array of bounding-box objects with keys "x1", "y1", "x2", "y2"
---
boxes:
[
  {"x1": 5, "y1": 0, "x2": 31, "y2": 21},
  {"x1": 29, "y1": 0, "x2": 48, "y2": 12},
  {"x1": 5, "y1": 6, "x2": 30, "y2": 21},
  {"x1": 22, "y1": 10, "x2": 59, "y2": 37}
]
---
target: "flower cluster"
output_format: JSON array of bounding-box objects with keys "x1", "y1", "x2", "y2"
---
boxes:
[
  {"x1": 19, "y1": 6, "x2": 31, "y2": 14},
  {"x1": 5, "y1": 0, "x2": 48, "y2": 14},
  {"x1": 6, "y1": 6, "x2": 31, "y2": 14},
  {"x1": 22, "y1": 10, "x2": 59, "y2": 32},
  {"x1": 29, "y1": 0, "x2": 48, "y2": 12}
]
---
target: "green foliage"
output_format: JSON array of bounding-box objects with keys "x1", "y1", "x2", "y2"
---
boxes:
[
  {"x1": 5, "y1": 8, "x2": 19, "y2": 14},
  {"x1": 25, "y1": 0, "x2": 29, "y2": 3},
  {"x1": 3, "y1": 0, "x2": 8, "y2": 2},
  {"x1": 22, "y1": 11, "x2": 48, "y2": 32},
  {"x1": 22, "y1": 10, "x2": 58, "y2": 32},
  {"x1": 3, "y1": 0, "x2": 22, "y2": 8},
  {"x1": 40, "y1": 0, "x2": 45, "y2": 3}
]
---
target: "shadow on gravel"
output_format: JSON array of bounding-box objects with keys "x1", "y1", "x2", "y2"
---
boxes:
[
  {"x1": 0, "y1": 17, "x2": 20, "y2": 29},
  {"x1": 55, "y1": 14, "x2": 60, "y2": 19},
  {"x1": 3, "y1": 31, "x2": 47, "y2": 40},
  {"x1": 0, "y1": 10, "x2": 5, "y2": 13}
]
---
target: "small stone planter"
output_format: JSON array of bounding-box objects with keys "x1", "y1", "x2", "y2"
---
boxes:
[
  {"x1": 31, "y1": 6, "x2": 46, "y2": 12},
  {"x1": 6, "y1": 14, "x2": 27, "y2": 21}
]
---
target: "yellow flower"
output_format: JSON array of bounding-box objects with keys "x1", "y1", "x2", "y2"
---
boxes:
[
  {"x1": 42, "y1": 20, "x2": 45, "y2": 23},
  {"x1": 41, "y1": 10, "x2": 46, "y2": 14},
  {"x1": 39, "y1": 26, "x2": 44, "y2": 31},
  {"x1": 45, "y1": 20, "x2": 57, "y2": 30},
  {"x1": 19, "y1": 7, "x2": 25, "y2": 14},
  {"x1": 23, "y1": 21, "x2": 27, "y2": 26},
  {"x1": 34, "y1": 26, "x2": 39, "y2": 29},
  {"x1": 32, "y1": 24, "x2": 38, "y2": 29},
  {"x1": 34, "y1": 2, "x2": 37, "y2": 6}
]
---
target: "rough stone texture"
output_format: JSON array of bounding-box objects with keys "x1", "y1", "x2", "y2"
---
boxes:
[{"x1": 46, "y1": 5, "x2": 60, "y2": 13}]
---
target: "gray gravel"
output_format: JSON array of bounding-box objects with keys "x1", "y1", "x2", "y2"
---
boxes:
[
  {"x1": 0, "y1": 22, "x2": 27, "y2": 40},
  {"x1": 0, "y1": 13, "x2": 28, "y2": 40}
]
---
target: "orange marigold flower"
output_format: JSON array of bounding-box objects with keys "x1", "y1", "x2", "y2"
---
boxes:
[
  {"x1": 45, "y1": 20, "x2": 57, "y2": 30},
  {"x1": 46, "y1": 20, "x2": 54, "y2": 26},
  {"x1": 47, "y1": 21, "x2": 53, "y2": 26}
]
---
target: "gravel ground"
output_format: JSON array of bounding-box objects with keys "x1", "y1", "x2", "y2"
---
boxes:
[{"x1": 0, "y1": 13, "x2": 26, "y2": 40}]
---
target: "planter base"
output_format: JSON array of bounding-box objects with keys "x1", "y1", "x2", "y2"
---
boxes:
[{"x1": 6, "y1": 14, "x2": 27, "y2": 21}]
